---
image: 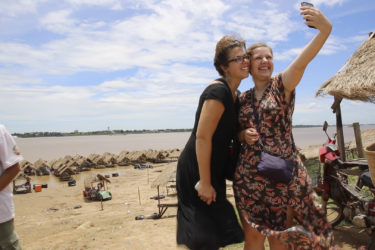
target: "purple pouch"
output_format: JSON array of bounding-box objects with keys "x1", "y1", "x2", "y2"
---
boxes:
[{"x1": 257, "y1": 152, "x2": 294, "y2": 184}]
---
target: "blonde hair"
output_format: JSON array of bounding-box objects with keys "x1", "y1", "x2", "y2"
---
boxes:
[{"x1": 246, "y1": 42, "x2": 273, "y2": 58}]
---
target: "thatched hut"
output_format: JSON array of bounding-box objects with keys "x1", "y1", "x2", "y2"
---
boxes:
[
  {"x1": 126, "y1": 151, "x2": 147, "y2": 163},
  {"x1": 316, "y1": 32, "x2": 375, "y2": 102},
  {"x1": 33, "y1": 159, "x2": 51, "y2": 176},
  {"x1": 144, "y1": 149, "x2": 166, "y2": 163},
  {"x1": 84, "y1": 173, "x2": 111, "y2": 189},
  {"x1": 23, "y1": 164, "x2": 37, "y2": 176},
  {"x1": 75, "y1": 157, "x2": 94, "y2": 171},
  {"x1": 87, "y1": 153, "x2": 106, "y2": 168},
  {"x1": 117, "y1": 151, "x2": 130, "y2": 166},
  {"x1": 315, "y1": 32, "x2": 375, "y2": 160},
  {"x1": 49, "y1": 156, "x2": 73, "y2": 171},
  {"x1": 102, "y1": 152, "x2": 117, "y2": 167},
  {"x1": 54, "y1": 165, "x2": 75, "y2": 181},
  {"x1": 19, "y1": 160, "x2": 33, "y2": 171}
]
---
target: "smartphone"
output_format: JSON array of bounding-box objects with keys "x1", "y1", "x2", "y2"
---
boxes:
[
  {"x1": 301, "y1": 2, "x2": 316, "y2": 28},
  {"x1": 301, "y1": 2, "x2": 313, "y2": 7}
]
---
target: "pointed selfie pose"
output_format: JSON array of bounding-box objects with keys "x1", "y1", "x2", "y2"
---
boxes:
[{"x1": 234, "y1": 4, "x2": 334, "y2": 249}]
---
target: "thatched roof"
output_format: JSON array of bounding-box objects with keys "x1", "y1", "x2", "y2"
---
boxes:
[
  {"x1": 151, "y1": 164, "x2": 177, "y2": 188},
  {"x1": 34, "y1": 158, "x2": 50, "y2": 169},
  {"x1": 126, "y1": 151, "x2": 147, "y2": 162},
  {"x1": 87, "y1": 153, "x2": 106, "y2": 165},
  {"x1": 84, "y1": 173, "x2": 111, "y2": 188},
  {"x1": 19, "y1": 160, "x2": 33, "y2": 170},
  {"x1": 316, "y1": 32, "x2": 375, "y2": 102},
  {"x1": 102, "y1": 152, "x2": 117, "y2": 164},
  {"x1": 54, "y1": 165, "x2": 75, "y2": 176}
]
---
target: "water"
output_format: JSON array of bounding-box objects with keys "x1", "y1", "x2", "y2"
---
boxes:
[{"x1": 15, "y1": 125, "x2": 375, "y2": 162}]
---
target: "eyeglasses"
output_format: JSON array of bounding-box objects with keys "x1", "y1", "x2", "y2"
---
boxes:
[{"x1": 227, "y1": 55, "x2": 250, "y2": 64}]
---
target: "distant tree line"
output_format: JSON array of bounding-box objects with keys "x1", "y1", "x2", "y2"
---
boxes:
[
  {"x1": 15, "y1": 124, "x2": 374, "y2": 138},
  {"x1": 12, "y1": 128, "x2": 193, "y2": 138}
]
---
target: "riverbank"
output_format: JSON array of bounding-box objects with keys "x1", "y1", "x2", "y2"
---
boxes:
[
  {"x1": 13, "y1": 161, "x2": 371, "y2": 250},
  {"x1": 12, "y1": 128, "x2": 375, "y2": 249},
  {"x1": 14, "y1": 125, "x2": 375, "y2": 162}
]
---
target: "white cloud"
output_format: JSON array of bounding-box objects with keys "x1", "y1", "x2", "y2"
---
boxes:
[
  {"x1": 65, "y1": 0, "x2": 124, "y2": 10},
  {"x1": 312, "y1": 0, "x2": 348, "y2": 7},
  {"x1": 0, "y1": 0, "x2": 46, "y2": 17},
  {"x1": 1, "y1": 0, "x2": 374, "y2": 132},
  {"x1": 40, "y1": 9, "x2": 76, "y2": 34}
]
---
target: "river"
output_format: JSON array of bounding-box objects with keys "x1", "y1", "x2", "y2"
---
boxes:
[{"x1": 15, "y1": 125, "x2": 375, "y2": 162}]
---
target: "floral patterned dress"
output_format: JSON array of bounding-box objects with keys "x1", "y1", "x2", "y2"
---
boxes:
[{"x1": 233, "y1": 74, "x2": 333, "y2": 249}]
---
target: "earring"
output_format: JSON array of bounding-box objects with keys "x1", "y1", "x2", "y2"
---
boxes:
[{"x1": 225, "y1": 74, "x2": 231, "y2": 82}]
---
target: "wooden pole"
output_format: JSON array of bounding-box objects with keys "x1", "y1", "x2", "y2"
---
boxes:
[
  {"x1": 353, "y1": 122, "x2": 365, "y2": 158},
  {"x1": 332, "y1": 96, "x2": 346, "y2": 161},
  {"x1": 138, "y1": 186, "x2": 141, "y2": 205}
]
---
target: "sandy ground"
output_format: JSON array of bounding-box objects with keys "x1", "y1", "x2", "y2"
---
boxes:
[{"x1": 13, "y1": 161, "x2": 372, "y2": 250}]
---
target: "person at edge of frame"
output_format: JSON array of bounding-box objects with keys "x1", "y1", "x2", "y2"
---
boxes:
[{"x1": 0, "y1": 124, "x2": 24, "y2": 250}]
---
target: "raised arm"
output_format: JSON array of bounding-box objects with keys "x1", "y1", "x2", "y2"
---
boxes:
[{"x1": 282, "y1": 5, "x2": 332, "y2": 94}]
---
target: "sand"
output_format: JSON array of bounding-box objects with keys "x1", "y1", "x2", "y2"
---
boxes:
[{"x1": 13, "y1": 162, "x2": 372, "y2": 249}]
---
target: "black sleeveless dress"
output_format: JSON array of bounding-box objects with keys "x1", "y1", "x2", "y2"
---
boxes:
[{"x1": 176, "y1": 82, "x2": 244, "y2": 250}]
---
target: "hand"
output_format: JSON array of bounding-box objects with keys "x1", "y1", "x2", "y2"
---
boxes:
[
  {"x1": 195, "y1": 181, "x2": 216, "y2": 205},
  {"x1": 300, "y1": 6, "x2": 332, "y2": 34},
  {"x1": 242, "y1": 128, "x2": 259, "y2": 145}
]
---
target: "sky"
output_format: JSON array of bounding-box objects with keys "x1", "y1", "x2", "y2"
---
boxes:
[{"x1": 0, "y1": 0, "x2": 374, "y2": 133}]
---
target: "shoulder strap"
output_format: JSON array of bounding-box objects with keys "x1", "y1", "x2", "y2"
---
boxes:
[
  {"x1": 214, "y1": 78, "x2": 240, "y2": 139},
  {"x1": 251, "y1": 87, "x2": 296, "y2": 153}
]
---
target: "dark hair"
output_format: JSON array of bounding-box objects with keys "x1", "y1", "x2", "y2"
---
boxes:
[
  {"x1": 246, "y1": 42, "x2": 273, "y2": 58},
  {"x1": 214, "y1": 34, "x2": 246, "y2": 77}
]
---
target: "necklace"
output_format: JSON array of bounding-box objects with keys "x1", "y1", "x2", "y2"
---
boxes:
[{"x1": 254, "y1": 90, "x2": 263, "y2": 101}]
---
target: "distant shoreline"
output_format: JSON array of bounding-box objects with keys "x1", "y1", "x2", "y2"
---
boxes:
[
  {"x1": 15, "y1": 126, "x2": 375, "y2": 162},
  {"x1": 12, "y1": 128, "x2": 192, "y2": 138},
  {"x1": 12, "y1": 124, "x2": 375, "y2": 138}
]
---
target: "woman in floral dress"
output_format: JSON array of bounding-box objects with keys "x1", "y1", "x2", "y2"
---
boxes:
[{"x1": 233, "y1": 5, "x2": 334, "y2": 250}]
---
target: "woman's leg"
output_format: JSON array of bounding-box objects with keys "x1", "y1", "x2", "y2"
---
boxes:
[
  {"x1": 268, "y1": 236, "x2": 289, "y2": 250},
  {"x1": 240, "y1": 216, "x2": 265, "y2": 250}
]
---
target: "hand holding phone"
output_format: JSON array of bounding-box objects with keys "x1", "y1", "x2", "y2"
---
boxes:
[{"x1": 301, "y1": 2, "x2": 316, "y2": 29}]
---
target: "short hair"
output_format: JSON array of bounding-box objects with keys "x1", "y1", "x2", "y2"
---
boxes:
[
  {"x1": 246, "y1": 42, "x2": 273, "y2": 58},
  {"x1": 214, "y1": 34, "x2": 246, "y2": 77}
]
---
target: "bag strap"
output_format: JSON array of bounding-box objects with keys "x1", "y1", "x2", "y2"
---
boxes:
[
  {"x1": 251, "y1": 88, "x2": 296, "y2": 154},
  {"x1": 214, "y1": 78, "x2": 240, "y2": 141},
  {"x1": 251, "y1": 88, "x2": 264, "y2": 149}
]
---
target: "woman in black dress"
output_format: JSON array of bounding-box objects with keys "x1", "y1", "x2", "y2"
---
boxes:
[{"x1": 176, "y1": 35, "x2": 249, "y2": 249}]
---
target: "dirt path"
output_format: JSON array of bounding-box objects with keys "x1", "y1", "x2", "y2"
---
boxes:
[{"x1": 13, "y1": 163, "x2": 371, "y2": 249}]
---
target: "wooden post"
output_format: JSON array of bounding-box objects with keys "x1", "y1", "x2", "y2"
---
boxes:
[
  {"x1": 353, "y1": 122, "x2": 365, "y2": 158},
  {"x1": 138, "y1": 186, "x2": 141, "y2": 205},
  {"x1": 332, "y1": 96, "x2": 346, "y2": 161}
]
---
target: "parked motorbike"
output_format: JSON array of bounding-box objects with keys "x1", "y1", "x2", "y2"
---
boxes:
[{"x1": 315, "y1": 121, "x2": 375, "y2": 249}]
